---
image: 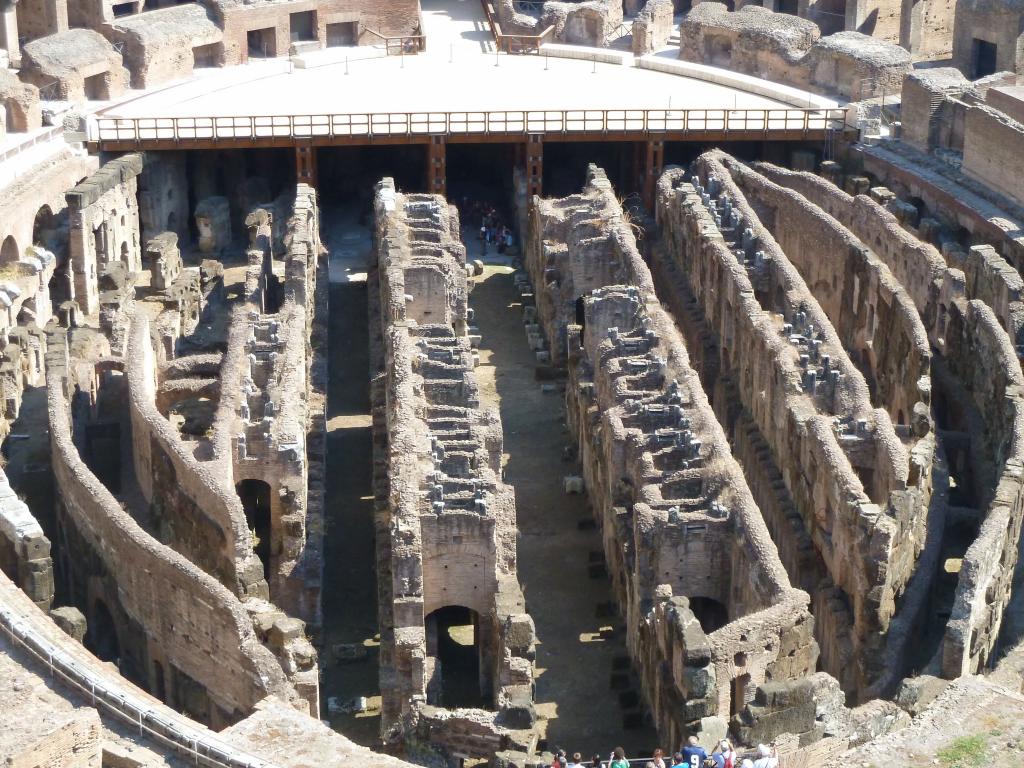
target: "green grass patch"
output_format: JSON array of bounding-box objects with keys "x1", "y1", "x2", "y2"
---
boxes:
[{"x1": 937, "y1": 735, "x2": 987, "y2": 767}]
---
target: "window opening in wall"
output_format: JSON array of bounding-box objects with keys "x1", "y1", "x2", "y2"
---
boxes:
[
  {"x1": 112, "y1": 1, "x2": 137, "y2": 18},
  {"x1": 972, "y1": 39, "x2": 998, "y2": 79},
  {"x1": 83, "y1": 72, "x2": 107, "y2": 101},
  {"x1": 237, "y1": 479, "x2": 272, "y2": 580},
  {"x1": 425, "y1": 605, "x2": 486, "y2": 709},
  {"x1": 247, "y1": 28, "x2": 275, "y2": 58},
  {"x1": 290, "y1": 10, "x2": 317, "y2": 43},
  {"x1": 193, "y1": 43, "x2": 219, "y2": 68},
  {"x1": 777, "y1": 0, "x2": 799, "y2": 14}
]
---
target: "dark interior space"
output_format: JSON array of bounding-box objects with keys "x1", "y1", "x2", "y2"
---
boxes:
[
  {"x1": 426, "y1": 605, "x2": 485, "y2": 709},
  {"x1": 236, "y1": 479, "x2": 272, "y2": 580}
]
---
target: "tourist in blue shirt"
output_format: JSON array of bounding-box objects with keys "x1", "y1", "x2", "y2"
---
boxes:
[{"x1": 679, "y1": 736, "x2": 707, "y2": 768}]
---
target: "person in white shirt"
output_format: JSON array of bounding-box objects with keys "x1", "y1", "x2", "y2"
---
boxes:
[{"x1": 751, "y1": 744, "x2": 778, "y2": 768}]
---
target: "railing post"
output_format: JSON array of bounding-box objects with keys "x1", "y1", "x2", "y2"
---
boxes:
[{"x1": 427, "y1": 135, "x2": 447, "y2": 197}]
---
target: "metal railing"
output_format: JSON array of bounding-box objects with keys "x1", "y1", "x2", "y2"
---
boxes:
[
  {"x1": 363, "y1": 27, "x2": 426, "y2": 55},
  {"x1": 90, "y1": 108, "x2": 846, "y2": 144},
  {"x1": 480, "y1": 0, "x2": 555, "y2": 53},
  {"x1": 0, "y1": 601, "x2": 276, "y2": 768}
]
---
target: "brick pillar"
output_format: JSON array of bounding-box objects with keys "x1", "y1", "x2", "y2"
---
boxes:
[
  {"x1": 642, "y1": 138, "x2": 664, "y2": 210},
  {"x1": 295, "y1": 145, "x2": 317, "y2": 187},
  {"x1": 525, "y1": 134, "x2": 543, "y2": 201},
  {"x1": 427, "y1": 135, "x2": 446, "y2": 197}
]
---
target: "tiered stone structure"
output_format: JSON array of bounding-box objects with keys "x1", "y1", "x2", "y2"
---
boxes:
[
  {"x1": 371, "y1": 179, "x2": 538, "y2": 759},
  {"x1": 527, "y1": 166, "x2": 818, "y2": 745}
]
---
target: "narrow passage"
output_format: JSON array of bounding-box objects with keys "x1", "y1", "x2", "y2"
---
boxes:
[
  {"x1": 320, "y1": 206, "x2": 381, "y2": 745},
  {"x1": 470, "y1": 262, "x2": 660, "y2": 756}
]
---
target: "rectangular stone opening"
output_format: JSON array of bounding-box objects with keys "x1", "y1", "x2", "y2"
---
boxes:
[
  {"x1": 290, "y1": 10, "x2": 317, "y2": 42},
  {"x1": 326, "y1": 21, "x2": 358, "y2": 47},
  {"x1": 112, "y1": 1, "x2": 138, "y2": 18},
  {"x1": 83, "y1": 72, "x2": 109, "y2": 101},
  {"x1": 972, "y1": 38, "x2": 997, "y2": 78},
  {"x1": 247, "y1": 27, "x2": 276, "y2": 58},
  {"x1": 193, "y1": 43, "x2": 220, "y2": 68}
]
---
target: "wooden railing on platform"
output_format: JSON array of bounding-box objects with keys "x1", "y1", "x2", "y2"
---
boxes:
[
  {"x1": 90, "y1": 108, "x2": 848, "y2": 146},
  {"x1": 363, "y1": 27, "x2": 426, "y2": 55},
  {"x1": 480, "y1": 0, "x2": 555, "y2": 53}
]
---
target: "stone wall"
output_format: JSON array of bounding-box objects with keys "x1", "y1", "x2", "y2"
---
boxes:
[
  {"x1": 677, "y1": 4, "x2": 911, "y2": 101},
  {"x1": 100, "y1": 4, "x2": 223, "y2": 89},
  {"x1": 371, "y1": 179, "x2": 537, "y2": 758},
  {"x1": 204, "y1": 0, "x2": 421, "y2": 65},
  {"x1": 749, "y1": 160, "x2": 1024, "y2": 683},
  {"x1": 940, "y1": 298, "x2": 1024, "y2": 675},
  {"x1": 952, "y1": 0, "x2": 1024, "y2": 77},
  {"x1": 220, "y1": 187, "x2": 324, "y2": 629},
  {"x1": 67, "y1": 155, "x2": 144, "y2": 319},
  {"x1": 18, "y1": 28, "x2": 128, "y2": 103},
  {"x1": 721, "y1": 157, "x2": 933, "y2": 434},
  {"x1": 528, "y1": 165, "x2": 817, "y2": 747},
  {"x1": 962, "y1": 104, "x2": 1024, "y2": 208},
  {"x1": 632, "y1": 0, "x2": 674, "y2": 55},
  {"x1": 653, "y1": 154, "x2": 935, "y2": 701},
  {"x1": 0, "y1": 466, "x2": 53, "y2": 610},
  {"x1": 46, "y1": 333, "x2": 300, "y2": 727}
]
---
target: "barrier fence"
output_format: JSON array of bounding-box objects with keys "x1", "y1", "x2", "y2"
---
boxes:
[{"x1": 90, "y1": 108, "x2": 847, "y2": 145}]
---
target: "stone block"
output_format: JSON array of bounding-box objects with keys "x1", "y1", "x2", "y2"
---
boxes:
[{"x1": 50, "y1": 605, "x2": 87, "y2": 642}]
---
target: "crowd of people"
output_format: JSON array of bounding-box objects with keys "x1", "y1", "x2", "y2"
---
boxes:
[
  {"x1": 550, "y1": 739, "x2": 780, "y2": 768},
  {"x1": 464, "y1": 198, "x2": 514, "y2": 255}
]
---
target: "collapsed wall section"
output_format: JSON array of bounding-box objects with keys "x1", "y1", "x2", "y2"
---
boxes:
[
  {"x1": 527, "y1": 166, "x2": 817, "y2": 746},
  {"x1": 654, "y1": 154, "x2": 930, "y2": 700},
  {"x1": 371, "y1": 180, "x2": 537, "y2": 759}
]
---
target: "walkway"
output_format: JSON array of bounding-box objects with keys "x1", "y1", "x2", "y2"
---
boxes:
[
  {"x1": 470, "y1": 260, "x2": 660, "y2": 756},
  {"x1": 319, "y1": 208, "x2": 381, "y2": 746},
  {"x1": 88, "y1": 0, "x2": 842, "y2": 146}
]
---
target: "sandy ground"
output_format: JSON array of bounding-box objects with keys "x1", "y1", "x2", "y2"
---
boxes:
[{"x1": 470, "y1": 262, "x2": 660, "y2": 757}]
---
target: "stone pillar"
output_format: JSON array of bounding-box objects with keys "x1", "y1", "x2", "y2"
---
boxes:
[
  {"x1": 525, "y1": 134, "x2": 543, "y2": 201},
  {"x1": 642, "y1": 138, "x2": 664, "y2": 210},
  {"x1": 295, "y1": 145, "x2": 317, "y2": 187},
  {"x1": 427, "y1": 135, "x2": 446, "y2": 197},
  {"x1": 0, "y1": 1, "x2": 18, "y2": 67}
]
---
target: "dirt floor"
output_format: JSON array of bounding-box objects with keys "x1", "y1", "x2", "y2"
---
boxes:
[
  {"x1": 319, "y1": 269, "x2": 382, "y2": 745},
  {"x1": 470, "y1": 262, "x2": 660, "y2": 758}
]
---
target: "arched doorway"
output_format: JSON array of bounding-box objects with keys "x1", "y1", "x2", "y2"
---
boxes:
[
  {"x1": 236, "y1": 479, "x2": 272, "y2": 580},
  {"x1": 425, "y1": 605, "x2": 485, "y2": 709},
  {"x1": 0, "y1": 235, "x2": 19, "y2": 266},
  {"x1": 33, "y1": 205, "x2": 58, "y2": 250},
  {"x1": 87, "y1": 599, "x2": 120, "y2": 663}
]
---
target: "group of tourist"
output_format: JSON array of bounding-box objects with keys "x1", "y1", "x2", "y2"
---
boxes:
[
  {"x1": 464, "y1": 198, "x2": 514, "y2": 255},
  {"x1": 552, "y1": 739, "x2": 779, "y2": 768}
]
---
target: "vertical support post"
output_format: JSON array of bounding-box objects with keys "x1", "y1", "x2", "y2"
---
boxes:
[
  {"x1": 525, "y1": 133, "x2": 543, "y2": 202},
  {"x1": 0, "y1": 3, "x2": 19, "y2": 67},
  {"x1": 642, "y1": 138, "x2": 664, "y2": 211},
  {"x1": 427, "y1": 135, "x2": 447, "y2": 197},
  {"x1": 295, "y1": 145, "x2": 318, "y2": 187}
]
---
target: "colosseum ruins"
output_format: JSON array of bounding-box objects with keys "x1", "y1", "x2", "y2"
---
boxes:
[{"x1": 1, "y1": 0, "x2": 1024, "y2": 765}]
